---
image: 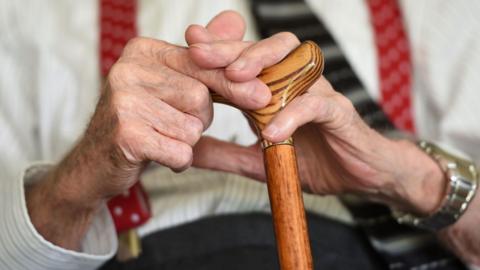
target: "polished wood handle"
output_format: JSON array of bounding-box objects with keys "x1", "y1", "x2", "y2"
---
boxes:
[
  {"x1": 212, "y1": 41, "x2": 324, "y2": 133},
  {"x1": 212, "y1": 41, "x2": 324, "y2": 270}
]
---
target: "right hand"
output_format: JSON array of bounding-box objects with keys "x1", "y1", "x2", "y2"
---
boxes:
[
  {"x1": 60, "y1": 12, "x2": 271, "y2": 203},
  {"x1": 25, "y1": 11, "x2": 270, "y2": 250},
  {"x1": 84, "y1": 41, "x2": 266, "y2": 198}
]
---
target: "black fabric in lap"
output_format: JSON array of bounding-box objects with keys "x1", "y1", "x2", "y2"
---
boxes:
[{"x1": 100, "y1": 213, "x2": 386, "y2": 270}]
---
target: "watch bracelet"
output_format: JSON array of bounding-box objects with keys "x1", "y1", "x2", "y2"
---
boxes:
[{"x1": 393, "y1": 141, "x2": 478, "y2": 231}]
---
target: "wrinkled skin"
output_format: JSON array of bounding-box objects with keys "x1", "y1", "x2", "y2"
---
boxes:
[{"x1": 25, "y1": 11, "x2": 480, "y2": 265}]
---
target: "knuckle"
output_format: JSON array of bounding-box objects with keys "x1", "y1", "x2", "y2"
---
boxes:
[
  {"x1": 334, "y1": 93, "x2": 355, "y2": 112},
  {"x1": 304, "y1": 95, "x2": 330, "y2": 121},
  {"x1": 333, "y1": 93, "x2": 358, "y2": 124},
  {"x1": 108, "y1": 62, "x2": 138, "y2": 86},
  {"x1": 124, "y1": 37, "x2": 161, "y2": 52},
  {"x1": 159, "y1": 45, "x2": 182, "y2": 67},
  {"x1": 304, "y1": 95, "x2": 323, "y2": 113},
  {"x1": 124, "y1": 37, "x2": 170, "y2": 60},
  {"x1": 276, "y1": 32, "x2": 300, "y2": 47},
  {"x1": 171, "y1": 144, "x2": 193, "y2": 170},
  {"x1": 185, "y1": 117, "x2": 204, "y2": 144},
  {"x1": 109, "y1": 62, "x2": 128, "y2": 78},
  {"x1": 123, "y1": 37, "x2": 147, "y2": 56},
  {"x1": 126, "y1": 37, "x2": 145, "y2": 48},
  {"x1": 188, "y1": 81, "x2": 209, "y2": 110}
]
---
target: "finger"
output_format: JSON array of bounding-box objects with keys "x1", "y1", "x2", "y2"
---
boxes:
[
  {"x1": 225, "y1": 32, "x2": 301, "y2": 82},
  {"x1": 262, "y1": 93, "x2": 329, "y2": 142},
  {"x1": 206, "y1": 10, "x2": 246, "y2": 41},
  {"x1": 262, "y1": 87, "x2": 354, "y2": 142},
  {"x1": 114, "y1": 90, "x2": 204, "y2": 146},
  {"x1": 163, "y1": 48, "x2": 271, "y2": 110},
  {"x1": 142, "y1": 129, "x2": 194, "y2": 172},
  {"x1": 185, "y1": 24, "x2": 215, "y2": 44},
  {"x1": 116, "y1": 61, "x2": 213, "y2": 128},
  {"x1": 145, "y1": 67, "x2": 212, "y2": 129},
  {"x1": 185, "y1": 10, "x2": 246, "y2": 45},
  {"x1": 122, "y1": 38, "x2": 271, "y2": 110},
  {"x1": 117, "y1": 122, "x2": 193, "y2": 171},
  {"x1": 188, "y1": 32, "x2": 300, "y2": 79},
  {"x1": 192, "y1": 136, "x2": 265, "y2": 181},
  {"x1": 138, "y1": 94, "x2": 205, "y2": 146},
  {"x1": 188, "y1": 40, "x2": 253, "y2": 69},
  {"x1": 143, "y1": 81, "x2": 213, "y2": 131}
]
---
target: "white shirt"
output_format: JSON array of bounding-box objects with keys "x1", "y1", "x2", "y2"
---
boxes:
[{"x1": 1, "y1": 0, "x2": 479, "y2": 269}]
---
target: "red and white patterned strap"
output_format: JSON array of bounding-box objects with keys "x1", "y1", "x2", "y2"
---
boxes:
[
  {"x1": 367, "y1": 0, "x2": 415, "y2": 133},
  {"x1": 99, "y1": 0, "x2": 151, "y2": 232},
  {"x1": 100, "y1": 0, "x2": 137, "y2": 76}
]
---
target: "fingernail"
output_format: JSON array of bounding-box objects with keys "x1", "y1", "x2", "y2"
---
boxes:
[
  {"x1": 190, "y1": 43, "x2": 210, "y2": 51},
  {"x1": 227, "y1": 59, "x2": 247, "y2": 71},
  {"x1": 263, "y1": 124, "x2": 279, "y2": 139}
]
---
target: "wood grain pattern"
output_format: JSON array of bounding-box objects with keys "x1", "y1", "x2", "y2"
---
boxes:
[
  {"x1": 211, "y1": 41, "x2": 324, "y2": 270},
  {"x1": 211, "y1": 41, "x2": 324, "y2": 133},
  {"x1": 265, "y1": 144, "x2": 312, "y2": 270}
]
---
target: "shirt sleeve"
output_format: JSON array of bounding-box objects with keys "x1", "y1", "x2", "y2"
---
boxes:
[
  {"x1": 0, "y1": 163, "x2": 117, "y2": 270},
  {"x1": 0, "y1": 5, "x2": 117, "y2": 268}
]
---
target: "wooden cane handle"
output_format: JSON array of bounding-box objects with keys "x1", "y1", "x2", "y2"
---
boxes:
[
  {"x1": 212, "y1": 41, "x2": 324, "y2": 270},
  {"x1": 211, "y1": 40, "x2": 324, "y2": 133}
]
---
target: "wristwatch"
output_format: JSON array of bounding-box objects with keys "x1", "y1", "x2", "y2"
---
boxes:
[{"x1": 394, "y1": 141, "x2": 478, "y2": 231}]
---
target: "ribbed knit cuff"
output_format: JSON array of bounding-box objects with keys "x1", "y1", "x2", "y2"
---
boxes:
[{"x1": 0, "y1": 163, "x2": 117, "y2": 270}]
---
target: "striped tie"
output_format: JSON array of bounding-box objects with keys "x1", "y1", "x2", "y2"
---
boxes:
[
  {"x1": 252, "y1": 0, "x2": 396, "y2": 133},
  {"x1": 250, "y1": 0, "x2": 465, "y2": 269}
]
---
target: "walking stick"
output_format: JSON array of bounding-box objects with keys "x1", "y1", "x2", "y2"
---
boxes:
[{"x1": 211, "y1": 41, "x2": 324, "y2": 270}]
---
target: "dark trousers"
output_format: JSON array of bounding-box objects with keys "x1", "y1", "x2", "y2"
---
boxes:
[{"x1": 101, "y1": 213, "x2": 388, "y2": 270}]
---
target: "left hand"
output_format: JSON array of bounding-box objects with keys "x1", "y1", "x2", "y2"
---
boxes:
[{"x1": 187, "y1": 15, "x2": 445, "y2": 216}]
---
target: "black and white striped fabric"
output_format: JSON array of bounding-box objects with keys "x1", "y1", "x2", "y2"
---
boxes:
[
  {"x1": 250, "y1": 0, "x2": 465, "y2": 269},
  {"x1": 252, "y1": 0, "x2": 394, "y2": 131}
]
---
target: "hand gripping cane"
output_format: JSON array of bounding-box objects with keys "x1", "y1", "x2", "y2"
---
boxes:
[{"x1": 211, "y1": 41, "x2": 324, "y2": 270}]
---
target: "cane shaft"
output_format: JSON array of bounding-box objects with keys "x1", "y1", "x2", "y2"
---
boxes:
[
  {"x1": 264, "y1": 143, "x2": 312, "y2": 270},
  {"x1": 211, "y1": 41, "x2": 323, "y2": 270}
]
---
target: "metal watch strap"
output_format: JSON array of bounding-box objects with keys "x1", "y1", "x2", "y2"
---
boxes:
[{"x1": 394, "y1": 141, "x2": 478, "y2": 231}]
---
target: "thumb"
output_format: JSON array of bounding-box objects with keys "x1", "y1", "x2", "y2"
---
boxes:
[
  {"x1": 192, "y1": 136, "x2": 265, "y2": 181},
  {"x1": 185, "y1": 10, "x2": 246, "y2": 45}
]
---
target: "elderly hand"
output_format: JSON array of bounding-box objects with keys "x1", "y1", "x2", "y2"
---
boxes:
[
  {"x1": 25, "y1": 11, "x2": 275, "y2": 250},
  {"x1": 189, "y1": 11, "x2": 480, "y2": 266},
  {"x1": 188, "y1": 21, "x2": 446, "y2": 218}
]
